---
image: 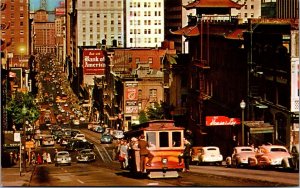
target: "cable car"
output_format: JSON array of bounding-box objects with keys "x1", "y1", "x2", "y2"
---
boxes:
[{"x1": 125, "y1": 120, "x2": 185, "y2": 178}]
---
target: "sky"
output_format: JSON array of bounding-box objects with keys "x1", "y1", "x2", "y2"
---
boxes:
[{"x1": 30, "y1": 0, "x2": 62, "y2": 11}]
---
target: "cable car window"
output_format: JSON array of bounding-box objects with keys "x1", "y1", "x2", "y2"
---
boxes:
[
  {"x1": 159, "y1": 132, "x2": 169, "y2": 147},
  {"x1": 146, "y1": 132, "x2": 156, "y2": 147},
  {"x1": 172, "y1": 132, "x2": 182, "y2": 147}
]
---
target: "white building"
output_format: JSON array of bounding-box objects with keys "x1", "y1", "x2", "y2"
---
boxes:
[
  {"x1": 231, "y1": 0, "x2": 261, "y2": 23},
  {"x1": 125, "y1": 0, "x2": 165, "y2": 48},
  {"x1": 76, "y1": 0, "x2": 124, "y2": 47}
]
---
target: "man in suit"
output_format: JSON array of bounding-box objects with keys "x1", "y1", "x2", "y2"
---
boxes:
[{"x1": 138, "y1": 135, "x2": 154, "y2": 172}]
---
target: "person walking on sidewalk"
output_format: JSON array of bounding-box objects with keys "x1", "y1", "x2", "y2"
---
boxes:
[
  {"x1": 37, "y1": 153, "x2": 42, "y2": 164},
  {"x1": 42, "y1": 151, "x2": 47, "y2": 164},
  {"x1": 46, "y1": 152, "x2": 52, "y2": 164}
]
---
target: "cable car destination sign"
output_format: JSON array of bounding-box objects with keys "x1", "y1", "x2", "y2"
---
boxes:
[{"x1": 206, "y1": 116, "x2": 241, "y2": 126}]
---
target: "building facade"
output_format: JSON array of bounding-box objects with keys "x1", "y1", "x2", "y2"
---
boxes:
[{"x1": 125, "y1": 0, "x2": 165, "y2": 48}]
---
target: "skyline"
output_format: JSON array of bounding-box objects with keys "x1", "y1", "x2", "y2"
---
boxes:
[{"x1": 30, "y1": 0, "x2": 62, "y2": 11}]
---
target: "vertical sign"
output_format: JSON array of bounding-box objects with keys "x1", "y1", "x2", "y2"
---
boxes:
[{"x1": 124, "y1": 82, "x2": 138, "y2": 114}]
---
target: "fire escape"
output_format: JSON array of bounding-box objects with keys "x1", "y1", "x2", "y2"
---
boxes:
[{"x1": 194, "y1": 18, "x2": 211, "y2": 128}]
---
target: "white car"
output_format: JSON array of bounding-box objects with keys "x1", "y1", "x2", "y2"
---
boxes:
[
  {"x1": 112, "y1": 130, "x2": 124, "y2": 139},
  {"x1": 192, "y1": 146, "x2": 223, "y2": 165},
  {"x1": 226, "y1": 146, "x2": 256, "y2": 168},
  {"x1": 54, "y1": 151, "x2": 72, "y2": 166},
  {"x1": 73, "y1": 134, "x2": 86, "y2": 141},
  {"x1": 41, "y1": 135, "x2": 55, "y2": 146}
]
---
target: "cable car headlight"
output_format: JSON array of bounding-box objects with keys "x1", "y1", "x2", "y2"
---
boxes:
[{"x1": 162, "y1": 158, "x2": 168, "y2": 164}]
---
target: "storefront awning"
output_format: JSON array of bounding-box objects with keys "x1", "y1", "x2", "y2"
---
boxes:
[{"x1": 245, "y1": 121, "x2": 274, "y2": 134}]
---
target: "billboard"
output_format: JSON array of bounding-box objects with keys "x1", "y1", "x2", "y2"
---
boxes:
[
  {"x1": 83, "y1": 49, "x2": 106, "y2": 75},
  {"x1": 55, "y1": 7, "x2": 65, "y2": 15}
]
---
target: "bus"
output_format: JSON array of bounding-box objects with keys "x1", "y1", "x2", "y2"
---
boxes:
[{"x1": 124, "y1": 120, "x2": 185, "y2": 178}]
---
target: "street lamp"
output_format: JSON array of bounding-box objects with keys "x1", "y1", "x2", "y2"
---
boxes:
[
  {"x1": 240, "y1": 100, "x2": 246, "y2": 146},
  {"x1": 21, "y1": 104, "x2": 27, "y2": 173}
]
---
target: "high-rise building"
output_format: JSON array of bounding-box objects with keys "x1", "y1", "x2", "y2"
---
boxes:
[
  {"x1": 125, "y1": 0, "x2": 165, "y2": 48},
  {"x1": 1, "y1": 0, "x2": 30, "y2": 67},
  {"x1": 76, "y1": 0, "x2": 124, "y2": 47},
  {"x1": 165, "y1": 0, "x2": 196, "y2": 54},
  {"x1": 231, "y1": 0, "x2": 261, "y2": 23},
  {"x1": 277, "y1": 0, "x2": 299, "y2": 19}
]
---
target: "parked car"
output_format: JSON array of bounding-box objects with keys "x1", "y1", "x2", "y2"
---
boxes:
[
  {"x1": 112, "y1": 130, "x2": 124, "y2": 139},
  {"x1": 41, "y1": 135, "x2": 55, "y2": 146},
  {"x1": 76, "y1": 149, "x2": 96, "y2": 162},
  {"x1": 191, "y1": 146, "x2": 223, "y2": 165},
  {"x1": 226, "y1": 146, "x2": 256, "y2": 168},
  {"x1": 248, "y1": 145, "x2": 292, "y2": 169},
  {"x1": 73, "y1": 134, "x2": 86, "y2": 141},
  {"x1": 100, "y1": 133, "x2": 113, "y2": 144},
  {"x1": 65, "y1": 139, "x2": 94, "y2": 151},
  {"x1": 54, "y1": 151, "x2": 71, "y2": 166}
]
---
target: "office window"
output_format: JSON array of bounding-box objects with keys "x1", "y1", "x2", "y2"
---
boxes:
[
  {"x1": 89, "y1": 1, "x2": 93, "y2": 7},
  {"x1": 251, "y1": 5, "x2": 254, "y2": 9},
  {"x1": 244, "y1": 13, "x2": 248, "y2": 17},
  {"x1": 82, "y1": 1, "x2": 85, "y2": 6},
  {"x1": 245, "y1": 5, "x2": 247, "y2": 9},
  {"x1": 149, "y1": 89, "x2": 157, "y2": 97},
  {"x1": 138, "y1": 89, "x2": 142, "y2": 99}
]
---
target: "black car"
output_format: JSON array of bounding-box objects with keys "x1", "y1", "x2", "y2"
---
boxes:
[
  {"x1": 71, "y1": 130, "x2": 81, "y2": 138},
  {"x1": 65, "y1": 139, "x2": 94, "y2": 151}
]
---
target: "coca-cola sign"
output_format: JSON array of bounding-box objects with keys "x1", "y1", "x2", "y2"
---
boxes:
[
  {"x1": 83, "y1": 49, "x2": 106, "y2": 75},
  {"x1": 206, "y1": 116, "x2": 241, "y2": 126}
]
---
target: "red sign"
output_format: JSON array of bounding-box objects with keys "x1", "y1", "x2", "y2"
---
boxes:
[
  {"x1": 55, "y1": 7, "x2": 65, "y2": 15},
  {"x1": 206, "y1": 116, "x2": 241, "y2": 126},
  {"x1": 83, "y1": 49, "x2": 106, "y2": 75}
]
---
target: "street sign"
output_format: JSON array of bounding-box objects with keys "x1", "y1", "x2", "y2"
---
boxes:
[
  {"x1": 14, "y1": 133, "x2": 21, "y2": 142},
  {"x1": 25, "y1": 141, "x2": 35, "y2": 149}
]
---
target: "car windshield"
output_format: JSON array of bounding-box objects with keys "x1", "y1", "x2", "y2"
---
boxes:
[
  {"x1": 241, "y1": 148, "x2": 253, "y2": 152},
  {"x1": 58, "y1": 152, "x2": 69, "y2": 156},
  {"x1": 204, "y1": 148, "x2": 219, "y2": 154},
  {"x1": 270, "y1": 148, "x2": 287, "y2": 152},
  {"x1": 81, "y1": 150, "x2": 91, "y2": 154}
]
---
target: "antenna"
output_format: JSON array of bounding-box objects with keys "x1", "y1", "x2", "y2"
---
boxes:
[{"x1": 40, "y1": 0, "x2": 47, "y2": 10}]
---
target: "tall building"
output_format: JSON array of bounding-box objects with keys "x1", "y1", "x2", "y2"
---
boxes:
[
  {"x1": 261, "y1": 0, "x2": 276, "y2": 18},
  {"x1": 231, "y1": 0, "x2": 261, "y2": 23},
  {"x1": 277, "y1": 0, "x2": 299, "y2": 19},
  {"x1": 76, "y1": 0, "x2": 124, "y2": 48},
  {"x1": 33, "y1": 9, "x2": 56, "y2": 53},
  {"x1": 165, "y1": 0, "x2": 196, "y2": 54},
  {"x1": 1, "y1": 0, "x2": 30, "y2": 67},
  {"x1": 125, "y1": 0, "x2": 165, "y2": 48}
]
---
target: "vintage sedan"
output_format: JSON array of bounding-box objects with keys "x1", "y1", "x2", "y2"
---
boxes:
[
  {"x1": 191, "y1": 146, "x2": 223, "y2": 165},
  {"x1": 76, "y1": 149, "x2": 96, "y2": 162},
  {"x1": 248, "y1": 145, "x2": 292, "y2": 169},
  {"x1": 54, "y1": 151, "x2": 72, "y2": 166},
  {"x1": 226, "y1": 146, "x2": 256, "y2": 168},
  {"x1": 100, "y1": 133, "x2": 113, "y2": 144}
]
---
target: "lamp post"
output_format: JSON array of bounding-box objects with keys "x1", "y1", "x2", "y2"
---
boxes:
[
  {"x1": 21, "y1": 104, "x2": 27, "y2": 173},
  {"x1": 240, "y1": 100, "x2": 246, "y2": 146}
]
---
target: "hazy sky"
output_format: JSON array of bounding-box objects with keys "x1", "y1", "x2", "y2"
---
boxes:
[{"x1": 30, "y1": 0, "x2": 62, "y2": 11}]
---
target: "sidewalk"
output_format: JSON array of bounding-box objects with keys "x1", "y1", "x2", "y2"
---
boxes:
[{"x1": 1, "y1": 165, "x2": 35, "y2": 187}]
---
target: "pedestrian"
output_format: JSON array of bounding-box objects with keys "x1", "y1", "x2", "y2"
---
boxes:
[
  {"x1": 138, "y1": 135, "x2": 154, "y2": 173},
  {"x1": 31, "y1": 151, "x2": 36, "y2": 165},
  {"x1": 37, "y1": 153, "x2": 42, "y2": 164},
  {"x1": 46, "y1": 152, "x2": 52, "y2": 164},
  {"x1": 42, "y1": 151, "x2": 47, "y2": 164},
  {"x1": 129, "y1": 137, "x2": 140, "y2": 172},
  {"x1": 178, "y1": 138, "x2": 191, "y2": 172},
  {"x1": 119, "y1": 140, "x2": 129, "y2": 169}
]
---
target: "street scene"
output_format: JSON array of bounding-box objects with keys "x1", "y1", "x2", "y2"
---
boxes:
[{"x1": 1, "y1": 0, "x2": 299, "y2": 187}]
